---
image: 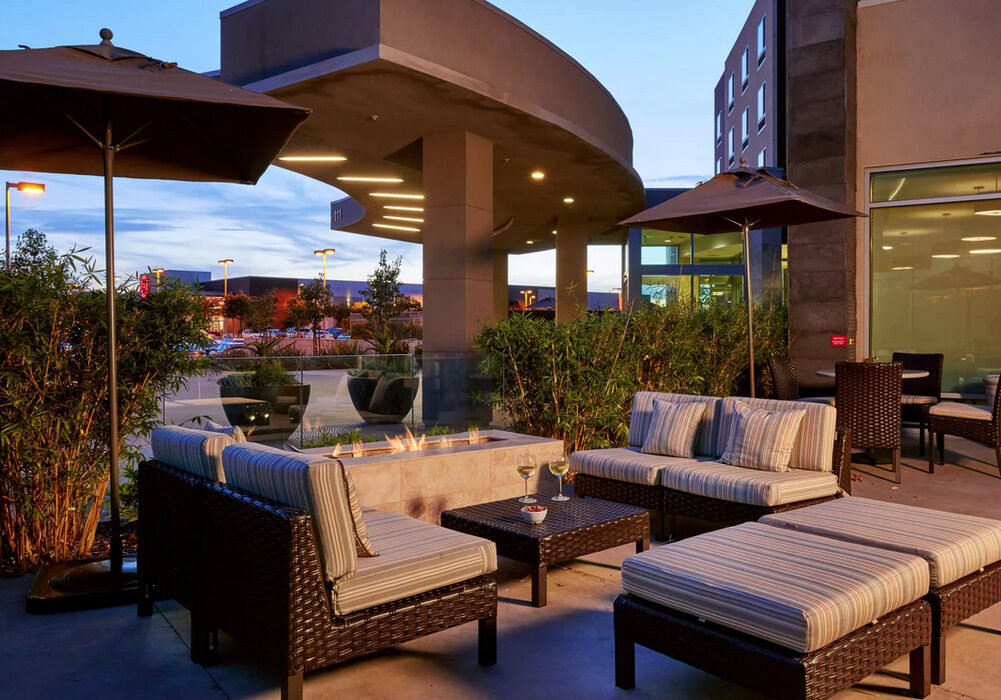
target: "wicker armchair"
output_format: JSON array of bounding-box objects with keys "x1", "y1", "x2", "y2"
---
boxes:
[
  {"x1": 892, "y1": 352, "x2": 943, "y2": 457},
  {"x1": 928, "y1": 375, "x2": 1001, "y2": 477},
  {"x1": 768, "y1": 356, "x2": 835, "y2": 406},
  {"x1": 835, "y1": 361, "x2": 903, "y2": 483}
]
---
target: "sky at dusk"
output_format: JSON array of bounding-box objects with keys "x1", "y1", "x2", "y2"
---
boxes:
[{"x1": 1, "y1": 1, "x2": 754, "y2": 293}]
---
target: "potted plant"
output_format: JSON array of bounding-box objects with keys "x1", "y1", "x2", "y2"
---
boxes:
[{"x1": 217, "y1": 359, "x2": 310, "y2": 440}]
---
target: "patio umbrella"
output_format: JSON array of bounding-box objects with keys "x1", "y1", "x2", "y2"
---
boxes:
[
  {"x1": 620, "y1": 159, "x2": 865, "y2": 397},
  {"x1": 0, "y1": 29, "x2": 310, "y2": 606}
]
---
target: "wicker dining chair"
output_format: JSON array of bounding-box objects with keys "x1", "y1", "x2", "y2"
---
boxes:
[
  {"x1": 835, "y1": 361, "x2": 904, "y2": 483},
  {"x1": 767, "y1": 356, "x2": 835, "y2": 406},
  {"x1": 928, "y1": 374, "x2": 1001, "y2": 477},
  {"x1": 892, "y1": 352, "x2": 943, "y2": 457}
]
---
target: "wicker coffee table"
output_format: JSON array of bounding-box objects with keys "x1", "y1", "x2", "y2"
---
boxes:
[{"x1": 441, "y1": 497, "x2": 649, "y2": 607}]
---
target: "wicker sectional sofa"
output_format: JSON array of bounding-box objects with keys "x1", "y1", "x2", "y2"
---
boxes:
[
  {"x1": 571, "y1": 392, "x2": 851, "y2": 540},
  {"x1": 139, "y1": 426, "x2": 498, "y2": 700}
]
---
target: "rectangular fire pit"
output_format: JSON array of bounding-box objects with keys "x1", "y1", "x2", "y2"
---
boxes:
[{"x1": 302, "y1": 430, "x2": 564, "y2": 523}]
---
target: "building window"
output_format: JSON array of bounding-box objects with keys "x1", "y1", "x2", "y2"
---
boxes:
[
  {"x1": 716, "y1": 157, "x2": 722, "y2": 174},
  {"x1": 758, "y1": 15, "x2": 766, "y2": 64},
  {"x1": 741, "y1": 108, "x2": 750, "y2": 149},
  {"x1": 741, "y1": 48, "x2": 749, "y2": 90},
  {"x1": 728, "y1": 127, "x2": 735, "y2": 161},
  {"x1": 641, "y1": 231, "x2": 691, "y2": 264},
  {"x1": 757, "y1": 82, "x2": 766, "y2": 129},
  {"x1": 716, "y1": 111, "x2": 723, "y2": 144},
  {"x1": 758, "y1": 148, "x2": 767, "y2": 168},
  {"x1": 727, "y1": 73, "x2": 735, "y2": 111}
]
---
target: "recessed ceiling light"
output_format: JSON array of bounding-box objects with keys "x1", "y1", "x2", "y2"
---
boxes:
[
  {"x1": 932, "y1": 254, "x2": 960, "y2": 259},
  {"x1": 373, "y1": 222, "x2": 420, "y2": 232},
  {"x1": 974, "y1": 203, "x2": 1001, "y2": 216},
  {"x1": 962, "y1": 236, "x2": 997, "y2": 242},
  {"x1": 278, "y1": 155, "x2": 347, "y2": 162},
  {"x1": 370, "y1": 192, "x2": 424, "y2": 200},
  {"x1": 384, "y1": 205, "x2": 424, "y2": 212},
  {"x1": 384, "y1": 215, "x2": 424, "y2": 223},
  {"x1": 881, "y1": 245, "x2": 893, "y2": 250},
  {"x1": 526, "y1": 240, "x2": 534, "y2": 245},
  {"x1": 892, "y1": 266, "x2": 914, "y2": 271},
  {"x1": 531, "y1": 170, "x2": 545, "y2": 181},
  {"x1": 970, "y1": 248, "x2": 1001, "y2": 254},
  {"x1": 552, "y1": 229, "x2": 558, "y2": 235},
  {"x1": 563, "y1": 196, "x2": 575, "y2": 204},
  {"x1": 338, "y1": 176, "x2": 404, "y2": 183}
]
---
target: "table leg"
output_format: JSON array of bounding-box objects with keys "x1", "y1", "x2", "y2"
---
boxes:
[
  {"x1": 532, "y1": 564, "x2": 547, "y2": 607},
  {"x1": 636, "y1": 537, "x2": 649, "y2": 553}
]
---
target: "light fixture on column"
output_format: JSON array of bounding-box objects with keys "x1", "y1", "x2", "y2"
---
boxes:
[
  {"x1": 551, "y1": 229, "x2": 558, "y2": 235},
  {"x1": 525, "y1": 240, "x2": 534, "y2": 245},
  {"x1": 530, "y1": 170, "x2": 545, "y2": 181},
  {"x1": 563, "y1": 196, "x2": 575, "y2": 204}
]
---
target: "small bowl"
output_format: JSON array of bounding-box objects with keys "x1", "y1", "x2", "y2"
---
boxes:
[{"x1": 521, "y1": 505, "x2": 548, "y2": 523}]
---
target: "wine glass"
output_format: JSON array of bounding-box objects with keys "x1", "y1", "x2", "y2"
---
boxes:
[
  {"x1": 515, "y1": 453, "x2": 537, "y2": 504},
  {"x1": 549, "y1": 453, "x2": 570, "y2": 501}
]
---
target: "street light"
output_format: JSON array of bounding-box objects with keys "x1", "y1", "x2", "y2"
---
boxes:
[
  {"x1": 314, "y1": 247, "x2": 336, "y2": 286},
  {"x1": 519, "y1": 289, "x2": 535, "y2": 312},
  {"x1": 153, "y1": 267, "x2": 165, "y2": 290},
  {"x1": 612, "y1": 287, "x2": 622, "y2": 311},
  {"x1": 5, "y1": 181, "x2": 45, "y2": 269},
  {"x1": 218, "y1": 259, "x2": 233, "y2": 297}
]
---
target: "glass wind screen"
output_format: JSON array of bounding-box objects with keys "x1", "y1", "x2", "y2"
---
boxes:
[
  {"x1": 871, "y1": 161, "x2": 1001, "y2": 203},
  {"x1": 694, "y1": 231, "x2": 743, "y2": 263},
  {"x1": 870, "y1": 198, "x2": 1001, "y2": 394}
]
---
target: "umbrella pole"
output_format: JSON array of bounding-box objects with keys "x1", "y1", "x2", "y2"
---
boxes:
[
  {"x1": 103, "y1": 119, "x2": 122, "y2": 572},
  {"x1": 742, "y1": 221, "x2": 756, "y2": 398}
]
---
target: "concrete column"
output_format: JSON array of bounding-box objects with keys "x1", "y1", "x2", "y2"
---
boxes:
[
  {"x1": 555, "y1": 215, "x2": 588, "y2": 322},
  {"x1": 422, "y1": 132, "x2": 494, "y2": 352},
  {"x1": 492, "y1": 250, "x2": 509, "y2": 320}
]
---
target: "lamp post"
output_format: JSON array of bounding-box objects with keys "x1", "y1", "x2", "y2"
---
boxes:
[
  {"x1": 153, "y1": 267, "x2": 164, "y2": 291},
  {"x1": 612, "y1": 287, "x2": 622, "y2": 311},
  {"x1": 5, "y1": 181, "x2": 45, "y2": 269},
  {"x1": 314, "y1": 247, "x2": 336, "y2": 286},
  {"x1": 218, "y1": 258, "x2": 233, "y2": 297},
  {"x1": 519, "y1": 289, "x2": 535, "y2": 312}
]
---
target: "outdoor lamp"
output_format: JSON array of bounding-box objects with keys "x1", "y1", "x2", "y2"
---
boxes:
[{"x1": 5, "y1": 180, "x2": 46, "y2": 270}]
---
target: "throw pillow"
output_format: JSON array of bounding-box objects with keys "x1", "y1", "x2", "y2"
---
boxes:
[
  {"x1": 720, "y1": 402, "x2": 806, "y2": 472},
  {"x1": 339, "y1": 461, "x2": 378, "y2": 557},
  {"x1": 203, "y1": 420, "x2": 247, "y2": 443},
  {"x1": 641, "y1": 400, "x2": 708, "y2": 458}
]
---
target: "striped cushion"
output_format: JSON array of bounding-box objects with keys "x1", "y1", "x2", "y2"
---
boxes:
[
  {"x1": 628, "y1": 393, "x2": 723, "y2": 457},
  {"x1": 986, "y1": 375, "x2": 998, "y2": 410},
  {"x1": 332, "y1": 510, "x2": 497, "y2": 615},
  {"x1": 760, "y1": 497, "x2": 1001, "y2": 587},
  {"x1": 621, "y1": 522, "x2": 929, "y2": 653},
  {"x1": 203, "y1": 420, "x2": 247, "y2": 442},
  {"x1": 720, "y1": 402, "x2": 806, "y2": 472},
  {"x1": 719, "y1": 397, "x2": 836, "y2": 471},
  {"x1": 570, "y1": 447, "x2": 707, "y2": 486},
  {"x1": 151, "y1": 425, "x2": 232, "y2": 482},
  {"x1": 901, "y1": 394, "x2": 936, "y2": 406},
  {"x1": 660, "y1": 461, "x2": 839, "y2": 507},
  {"x1": 641, "y1": 400, "x2": 708, "y2": 459},
  {"x1": 343, "y1": 465, "x2": 377, "y2": 557},
  {"x1": 222, "y1": 443, "x2": 358, "y2": 582},
  {"x1": 929, "y1": 402, "x2": 993, "y2": 422}
]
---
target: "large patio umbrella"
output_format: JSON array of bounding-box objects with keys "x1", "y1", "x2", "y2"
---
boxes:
[
  {"x1": 0, "y1": 29, "x2": 310, "y2": 606},
  {"x1": 620, "y1": 159, "x2": 864, "y2": 397}
]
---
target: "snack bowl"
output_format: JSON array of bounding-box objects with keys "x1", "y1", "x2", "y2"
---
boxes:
[{"x1": 520, "y1": 505, "x2": 548, "y2": 523}]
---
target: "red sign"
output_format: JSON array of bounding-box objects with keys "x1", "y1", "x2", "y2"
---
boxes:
[
  {"x1": 139, "y1": 273, "x2": 150, "y2": 299},
  {"x1": 830, "y1": 334, "x2": 848, "y2": 347}
]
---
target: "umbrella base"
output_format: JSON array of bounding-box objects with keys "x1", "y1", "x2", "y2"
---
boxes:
[{"x1": 25, "y1": 555, "x2": 138, "y2": 614}]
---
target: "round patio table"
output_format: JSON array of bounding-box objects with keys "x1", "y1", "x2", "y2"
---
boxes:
[{"x1": 816, "y1": 368, "x2": 929, "y2": 379}]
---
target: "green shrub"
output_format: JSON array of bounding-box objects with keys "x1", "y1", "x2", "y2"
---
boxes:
[
  {"x1": 296, "y1": 426, "x2": 381, "y2": 449},
  {"x1": 216, "y1": 360, "x2": 296, "y2": 388},
  {"x1": 475, "y1": 301, "x2": 788, "y2": 452}
]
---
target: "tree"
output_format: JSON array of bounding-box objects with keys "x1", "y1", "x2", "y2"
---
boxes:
[
  {"x1": 294, "y1": 278, "x2": 335, "y2": 353},
  {"x1": 358, "y1": 250, "x2": 406, "y2": 328},
  {"x1": 246, "y1": 288, "x2": 278, "y2": 336},
  {"x1": 222, "y1": 292, "x2": 251, "y2": 333}
]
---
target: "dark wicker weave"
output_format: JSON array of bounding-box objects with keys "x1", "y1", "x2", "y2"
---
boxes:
[
  {"x1": 614, "y1": 594, "x2": 931, "y2": 699},
  {"x1": 441, "y1": 497, "x2": 649, "y2": 607},
  {"x1": 928, "y1": 380, "x2": 1001, "y2": 477},
  {"x1": 769, "y1": 356, "x2": 802, "y2": 400},
  {"x1": 571, "y1": 475, "x2": 665, "y2": 538},
  {"x1": 892, "y1": 353, "x2": 943, "y2": 457},
  {"x1": 927, "y1": 560, "x2": 1001, "y2": 684},
  {"x1": 836, "y1": 361, "x2": 903, "y2": 482}
]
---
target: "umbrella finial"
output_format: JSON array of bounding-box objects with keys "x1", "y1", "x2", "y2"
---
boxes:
[{"x1": 99, "y1": 28, "x2": 113, "y2": 45}]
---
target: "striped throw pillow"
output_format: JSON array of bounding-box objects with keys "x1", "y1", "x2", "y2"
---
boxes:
[
  {"x1": 641, "y1": 400, "x2": 708, "y2": 458},
  {"x1": 203, "y1": 420, "x2": 247, "y2": 443},
  {"x1": 720, "y1": 401, "x2": 806, "y2": 472},
  {"x1": 341, "y1": 464, "x2": 377, "y2": 557}
]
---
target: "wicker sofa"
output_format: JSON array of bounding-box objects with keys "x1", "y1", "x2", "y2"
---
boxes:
[
  {"x1": 570, "y1": 392, "x2": 851, "y2": 540},
  {"x1": 139, "y1": 427, "x2": 498, "y2": 700}
]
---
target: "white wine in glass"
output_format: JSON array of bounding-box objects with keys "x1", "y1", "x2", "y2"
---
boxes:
[
  {"x1": 516, "y1": 453, "x2": 537, "y2": 503},
  {"x1": 549, "y1": 453, "x2": 570, "y2": 501}
]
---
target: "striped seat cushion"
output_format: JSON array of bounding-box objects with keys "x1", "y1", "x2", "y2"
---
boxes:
[
  {"x1": 332, "y1": 510, "x2": 497, "y2": 615},
  {"x1": 641, "y1": 400, "x2": 708, "y2": 458},
  {"x1": 901, "y1": 394, "x2": 937, "y2": 406},
  {"x1": 660, "y1": 461, "x2": 839, "y2": 507},
  {"x1": 621, "y1": 522, "x2": 929, "y2": 653},
  {"x1": 222, "y1": 443, "x2": 363, "y2": 582},
  {"x1": 151, "y1": 425, "x2": 232, "y2": 482},
  {"x1": 570, "y1": 447, "x2": 708, "y2": 486},
  {"x1": 719, "y1": 402, "x2": 806, "y2": 472},
  {"x1": 628, "y1": 393, "x2": 723, "y2": 458},
  {"x1": 760, "y1": 497, "x2": 1001, "y2": 587},
  {"x1": 929, "y1": 402, "x2": 993, "y2": 421},
  {"x1": 719, "y1": 397, "x2": 836, "y2": 471}
]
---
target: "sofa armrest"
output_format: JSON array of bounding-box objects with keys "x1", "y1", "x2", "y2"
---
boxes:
[{"x1": 832, "y1": 428, "x2": 852, "y2": 496}]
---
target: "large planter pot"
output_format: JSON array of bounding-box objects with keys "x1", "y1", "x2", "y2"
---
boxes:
[
  {"x1": 347, "y1": 371, "x2": 419, "y2": 424},
  {"x1": 219, "y1": 383, "x2": 311, "y2": 441}
]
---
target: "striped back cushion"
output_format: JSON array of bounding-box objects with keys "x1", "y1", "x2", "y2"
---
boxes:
[
  {"x1": 720, "y1": 397, "x2": 836, "y2": 471},
  {"x1": 222, "y1": 443, "x2": 359, "y2": 582},
  {"x1": 203, "y1": 420, "x2": 247, "y2": 442},
  {"x1": 985, "y1": 375, "x2": 999, "y2": 414},
  {"x1": 151, "y1": 425, "x2": 232, "y2": 482},
  {"x1": 641, "y1": 400, "x2": 708, "y2": 458},
  {"x1": 628, "y1": 393, "x2": 722, "y2": 457},
  {"x1": 719, "y1": 402, "x2": 806, "y2": 472}
]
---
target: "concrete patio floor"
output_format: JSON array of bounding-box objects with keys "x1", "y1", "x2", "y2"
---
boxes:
[{"x1": 2, "y1": 430, "x2": 999, "y2": 699}]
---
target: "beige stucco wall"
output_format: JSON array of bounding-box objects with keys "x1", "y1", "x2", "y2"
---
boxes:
[{"x1": 855, "y1": 0, "x2": 1001, "y2": 351}]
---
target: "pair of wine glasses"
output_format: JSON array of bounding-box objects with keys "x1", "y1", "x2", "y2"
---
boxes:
[{"x1": 515, "y1": 453, "x2": 569, "y2": 504}]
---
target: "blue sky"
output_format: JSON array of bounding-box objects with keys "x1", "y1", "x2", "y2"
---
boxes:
[{"x1": 1, "y1": 0, "x2": 753, "y2": 291}]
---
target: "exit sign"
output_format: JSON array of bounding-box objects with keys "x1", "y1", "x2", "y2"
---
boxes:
[{"x1": 830, "y1": 335, "x2": 848, "y2": 347}]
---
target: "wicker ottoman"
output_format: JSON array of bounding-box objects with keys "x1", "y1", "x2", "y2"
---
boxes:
[
  {"x1": 616, "y1": 522, "x2": 932, "y2": 700},
  {"x1": 760, "y1": 496, "x2": 1001, "y2": 684}
]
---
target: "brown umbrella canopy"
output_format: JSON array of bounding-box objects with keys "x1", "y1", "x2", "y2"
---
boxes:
[
  {"x1": 620, "y1": 163, "x2": 864, "y2": 232},
  {"x1": 0, "y1": 31, "x2": 310, "y2": 182}
]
